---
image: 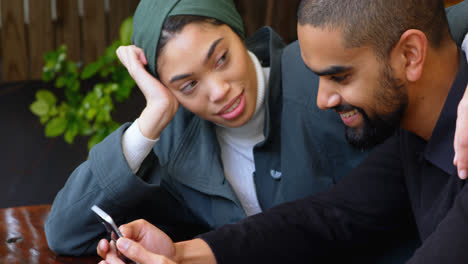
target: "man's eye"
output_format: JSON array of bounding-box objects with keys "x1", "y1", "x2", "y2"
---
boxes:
[
  {"x1": 330, "y1": 74, "x2": 349, "y2": 82},
  {"x1": 215, "y1": 52, "x2": 228, "y2": 69},
  {"x1": 181, "y1": 81, "x2": 198, "y2": 94}
]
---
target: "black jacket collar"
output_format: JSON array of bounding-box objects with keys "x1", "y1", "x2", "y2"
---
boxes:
[{"x1": 425, "y1": 51, "x2": 468, "y2": 175}]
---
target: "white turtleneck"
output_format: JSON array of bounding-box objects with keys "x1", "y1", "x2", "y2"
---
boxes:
[
  {"x1": 121, "y1": 51, "x2": 270, "y2": 216},
  {"x1": 215, "y1": 51, "x2": 269, "y2": 216}
]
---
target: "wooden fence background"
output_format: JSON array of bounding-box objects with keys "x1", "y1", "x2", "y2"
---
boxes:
[{"x1": 0, "y1": 0, "x2": 462, "y2": 83}]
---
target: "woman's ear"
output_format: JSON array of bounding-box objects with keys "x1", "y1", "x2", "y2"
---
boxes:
[{"x1": 390, "y1": 29, "x2": 428, "y2": 82}]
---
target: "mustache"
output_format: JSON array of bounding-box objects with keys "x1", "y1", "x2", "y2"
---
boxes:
[{"x1": 333, "y1": 104, "x2": 358, "y2": 113}]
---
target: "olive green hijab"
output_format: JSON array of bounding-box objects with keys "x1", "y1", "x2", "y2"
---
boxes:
[{"x1": 131, "y1": 0, "x2": 245, "y2": 77}]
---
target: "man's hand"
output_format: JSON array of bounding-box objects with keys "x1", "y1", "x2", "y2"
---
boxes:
[
  {"x1": 454, "y1": 83, "x2": 468, "y2": 179},
  {"x1": 97, "y1": 219, "x2": 217, "y2": 264},
  {"x1": 98, "y1": 239, "x2": 177, "y2": 264},
  {"x1": 97, "y1": 219, "x2": 176, "y2": 261}
]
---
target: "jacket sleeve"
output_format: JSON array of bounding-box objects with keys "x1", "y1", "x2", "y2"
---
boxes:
[
  {"x1": 447, "y1": 0, "x2": 468, "y2": 46},
  {"x1": 199, "y1": 134, "x2": 414, "y2": 263},
  {"x1": 406, "y1": 187, "x2": 468, "y2": 263},
  {"x1": 45, "y1": 123, "x2": 206, "y2": 256}
]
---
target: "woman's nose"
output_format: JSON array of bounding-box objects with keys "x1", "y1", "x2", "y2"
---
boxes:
[
  {"x1": 208, "y1": 78, "x2": 230, "y2": 102},
  {"x1": 316, "y1": 80, "x2": 341, "y2": 110}
]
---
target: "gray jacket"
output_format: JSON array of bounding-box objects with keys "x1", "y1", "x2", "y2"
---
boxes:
[{"x1": 45, "y1": 27, "x2": 367, "y2": 256}]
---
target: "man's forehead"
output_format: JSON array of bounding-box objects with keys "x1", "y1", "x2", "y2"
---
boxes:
[{"x1": 297, "y1": 24, "x2": 372, "y2": 72}]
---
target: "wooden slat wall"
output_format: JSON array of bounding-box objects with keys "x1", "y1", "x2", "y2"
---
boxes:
[
  {"x1": 0, "y1": 0, "x2": 464, "y2": 83},
  {"x1": 1, "y1": 0, "x2": 28, "y2": 82},
  {"x1": 29, "y1": 0, "x2": 53, "y2": 80},
  {"x1": 82, "y1": 0, "x2": 107, "y2": 65},
  {"x1": 55, "y1": 0, "x2": 81, "y2": 62},
  {"x1": 0, "y1": 0, "x2": 139, "y2": 83},
  {"x1": 108, "y1": 0, "x2": 134, "y2": 43}
]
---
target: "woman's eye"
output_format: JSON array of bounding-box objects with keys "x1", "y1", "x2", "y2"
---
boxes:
[
  {"x1": 181, "y1": 81, "x2": 198, "y2": 94},
  {"x1": 330, "y1": 74, "x2": 349, "y2": 83},
  {"x1": 215, "y1": 52, "x2": 228, "y2": 69}
]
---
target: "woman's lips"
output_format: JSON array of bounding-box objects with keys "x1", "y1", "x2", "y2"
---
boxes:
[{"x1": 219, "y1": 93, "x2": 246, "y2": 120}]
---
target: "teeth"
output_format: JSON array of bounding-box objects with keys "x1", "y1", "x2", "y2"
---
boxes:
[
  {"x1": 341, "y1": 109, "x2": 358, "y2": 118},
  {"x1": 223, "y1": 97, "x2": 241, "y2": 114}
]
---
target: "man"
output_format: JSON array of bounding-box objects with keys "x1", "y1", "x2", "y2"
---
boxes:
[{"x1": 98, "y1": 0, "x2": 468, "y2": 263}]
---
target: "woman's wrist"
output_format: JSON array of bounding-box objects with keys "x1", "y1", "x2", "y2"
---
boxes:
[
  {"x1": 138, "y1": 104, "x2": 174, "y2": 140},
  {"x1": 173, "y1": 239, "x2": 217, "y2": 264}
]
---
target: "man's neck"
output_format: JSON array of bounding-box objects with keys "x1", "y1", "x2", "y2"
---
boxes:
[{"x1": 401, "y1": 41, "x2": 460, "y2": 141}]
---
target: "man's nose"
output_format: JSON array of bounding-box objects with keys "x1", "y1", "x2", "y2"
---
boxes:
[{"x1": 316, "y1": 81, "x2": 341, "y2": 110}]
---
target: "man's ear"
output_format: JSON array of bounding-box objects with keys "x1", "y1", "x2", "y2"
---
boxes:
[{"x1": 390, "y1": 29, "x2": 428, "y2": 82}]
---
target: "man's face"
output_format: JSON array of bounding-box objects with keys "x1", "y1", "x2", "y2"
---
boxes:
[{"x1": 297, "y1": 24, "x2": 408, "y2": 149}]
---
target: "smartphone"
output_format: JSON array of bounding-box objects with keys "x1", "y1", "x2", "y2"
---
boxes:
[
  {"x1": 91, "y1": 205, "x2": 135, "y2": 264},
  {"x1": 92, "y1": 205, "x2": 124, "y2": 241}
]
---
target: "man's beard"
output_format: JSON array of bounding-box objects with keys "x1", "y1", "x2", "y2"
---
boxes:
[{"x1": 342, "y1": 63, "x2": 408, "y2": 150}]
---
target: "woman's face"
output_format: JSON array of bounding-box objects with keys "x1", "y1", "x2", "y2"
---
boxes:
[{"x1": 157, "y1": 23, "x2": 258, "y2": 128}]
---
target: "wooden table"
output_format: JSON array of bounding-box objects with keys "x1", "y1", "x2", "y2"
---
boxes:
[{"x1": 0, "y1": 204, "x2": 100, "y2": 264}]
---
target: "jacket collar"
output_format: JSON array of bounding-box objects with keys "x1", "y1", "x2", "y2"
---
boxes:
[
  {"x1": 425, "y1": 50, "x2": 468, "y2": 176},
  {"x1": 245, "y1": 27, "x2": 285, "y2": 145}
]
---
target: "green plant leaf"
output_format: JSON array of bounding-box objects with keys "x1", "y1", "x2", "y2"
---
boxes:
[
  {"x1": 79, "y1": 121, "x2": 93, "y2": 136},
  {"x1": 30, "y1": 100, "x2": 49, "y2": 116},
  {"x1": 64, "y1": 121, "x2": 79, "y2": 144},
  {"x1": 120, "y1": 17, "x2": 133, "y2": 45},
  {"x1": 94, "y1": 84, "x2": 104, "y2": 98},
  {"x1": 36, "y1": 90, "x2": 57, "y2": 105},
  {"x1": 86, "y1": 108, "x2": 97, "y2": 120},
  {"x1": 55, "y1": 75, "x2": 67, "y2": 88},
  {"x1": 49, "y1": 105, "x2": 58, "y2": 116},
  {"x1": 45, "y1": 117, "x2": 67, "y2": 137},
  {"x1": 40, "y1": 115, "x2": 50, "y2": 124},
  {"x1": 42, "y1": 70, "x2": 55, "y2": 82},
  {"x1": 81, "y1": 61, "x2": 103, "y2": 80}
]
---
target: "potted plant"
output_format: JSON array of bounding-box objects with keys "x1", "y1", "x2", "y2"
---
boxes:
[{"x1": 30, "y1": 17, "x2": 135, "y2": 150}]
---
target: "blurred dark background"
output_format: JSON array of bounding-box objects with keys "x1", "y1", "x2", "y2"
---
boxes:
[{"x1": 0, "y1": 0, "x2": 463, "y2": 208}]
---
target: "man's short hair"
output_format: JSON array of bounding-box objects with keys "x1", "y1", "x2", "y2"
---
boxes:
[{"x1": 297, "y1": 0, "x2": 452, "y2": 58}]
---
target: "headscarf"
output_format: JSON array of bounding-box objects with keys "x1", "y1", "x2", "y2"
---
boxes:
[{"x1": 131, "y1": 0, "x2": 245, "y2": 77}]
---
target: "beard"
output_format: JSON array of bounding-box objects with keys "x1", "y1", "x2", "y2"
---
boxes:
[{"x1": 340, "y1": 63, "x2": 408, "y2": 150}]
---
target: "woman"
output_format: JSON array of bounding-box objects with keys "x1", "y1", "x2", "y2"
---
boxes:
[{"x1": 45, "y1": 0, "x2": 468, "y2": 258}]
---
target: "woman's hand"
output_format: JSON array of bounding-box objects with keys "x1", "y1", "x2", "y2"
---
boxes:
[
  {"x1": 97, "y1": 219, "x2": 177, "y2": 263},
  {"x1": 454, "y1": 83, "x2": 468, "y2": 179},
  {"x1": 116, "y1": 45, "x2": 179, "y2": 139}
]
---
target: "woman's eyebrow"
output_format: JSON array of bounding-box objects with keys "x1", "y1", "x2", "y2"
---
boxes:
[
  {"x1": 170, "y1": 73, "x2": 194, "y2": 84},
  {"x1": 204, "y1": 37, "x2": 224, "y2": 64}
]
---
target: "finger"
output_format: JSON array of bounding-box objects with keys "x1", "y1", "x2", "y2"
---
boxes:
[
  {"x1": 119, "y1": 219, "x2": 152, "y2": 241},
  {"x1": 105, "y1": 241, "x2": 126, "y2": 264},
  {"x1": 455, "y1": 91, "x2": 468, "y2": 179},
  {"x1": 97, "y1": 239, "x2": 110, "y2": 259},
  {"x1": 457, "y1": 139, "x2": 468, "y2": 180},
  {"x1": 128, "y1": 48, "x2": 148, "y2": 73},
  {"x1": 116, "y1": 47, "x2": 131, "y2": 69},
  {"x1": 135, "y1": 47, "x2": 148, "y2": 65},
  {"x1": 117, "y1": 237, "x2": 174, "y2": 264}
]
